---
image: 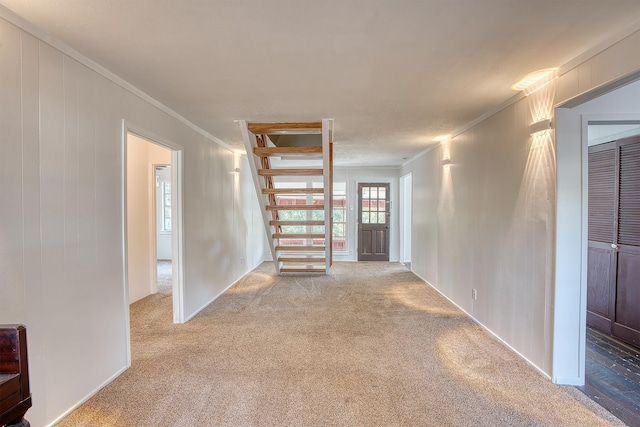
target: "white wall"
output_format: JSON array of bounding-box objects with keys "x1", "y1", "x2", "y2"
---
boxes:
[
  {"x1": 127, "y1": 135, "x2": 171, "y2": 303},
  {"x1": 402, "y1": 97, "x2": 555, "y2": 375},
  {"x1": 237, "y1": 155, "x2": 269, "y2": 276},
  {"x1": 403, "y1": 26, "x2": 640, "y2": 383},
  {"x1": 333, "y1": 168, "x2": 400, "y2": 262},
  {"x1": 0, "y1": 14, "x2": 264, "y2": 427}
]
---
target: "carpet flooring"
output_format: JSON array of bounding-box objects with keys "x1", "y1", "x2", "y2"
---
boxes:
[
  {"x1": 59, "y1": 262, "x2": 624, "y2": 426},
  {"x1": 156, "y1": 260, "x2": 172, "y2": 295}
]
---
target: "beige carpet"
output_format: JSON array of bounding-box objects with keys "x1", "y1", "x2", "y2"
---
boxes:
[
  {"x1": 59, "y1": 262, "x2": 624, "y2": 426},
  {"x1": 156, "y1": 260, "x2": 172, "y2": 295}
]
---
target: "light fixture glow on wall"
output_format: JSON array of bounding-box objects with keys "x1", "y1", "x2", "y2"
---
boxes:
[
  {"x1": 512, "y1": 68, "x2": 558, "y2": 95},
  {"x1": 434, "y1": 134, "x2": 452, "y2": 142},
  {"x1": 530, "y1": 119, "x2": 552, "y2": 135}
]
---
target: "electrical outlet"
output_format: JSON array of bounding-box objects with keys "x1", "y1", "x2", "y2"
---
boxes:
[{"x1": 472, "y1": 289, "x2": 478, "y2": 300}]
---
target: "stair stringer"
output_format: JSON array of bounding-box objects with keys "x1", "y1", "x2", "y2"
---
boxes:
[
  {"x1": 240, "y1": 119, "x2": 333, "y2": 276},
  {"x1": 322, "y1": 119, "x2": 333, "y2": 275},
  {"x1": 238, "y1": 120, "x2": 281, "y2": 274}
]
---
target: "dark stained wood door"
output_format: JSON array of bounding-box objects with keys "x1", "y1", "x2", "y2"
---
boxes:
[
  {"x1": 587, "y1": 142, "x2": 617, "y2": 332},
  {"x1": 358, "y1": 183, "x2": 390, "y2": 261},
  {"x1": 612, "y1": 140, "x2": 640, "y2": 347},
  {"x1": 587, "y1": 136, "x2": 640, "y2": 348}
]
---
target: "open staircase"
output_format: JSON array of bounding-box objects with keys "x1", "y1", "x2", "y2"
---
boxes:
[{"x1": 239, "y1": 120, "x2": 333, "y2": 275}]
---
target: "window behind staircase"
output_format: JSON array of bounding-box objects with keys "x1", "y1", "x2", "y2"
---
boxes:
[{"x1": 274, "y1": 181, "x2": 347, "y2": 252}]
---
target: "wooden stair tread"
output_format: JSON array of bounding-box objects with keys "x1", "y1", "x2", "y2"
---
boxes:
[
  {"x1": 258, "y1": 168, "x2": 323, "y2": 176},
  {"x1": 276, "y1": 246, "x2": 325, "y2": 252},
  {"x1": 254, "y1": 146, "x2": 323, "y2": 156},
  {"x1": 240, "y1": 119, "x2": 333, "y2": 276},
  {"x1": 248, "y1": 122, "x2": 322, "y2": 135},
  {"x1": 270, "y1": 220, "x2": 324, "y2": 226},
  {"x1": 280, "y1": 268, "x2": 326, "y2": 273},
  {"x1": 278, "y1": 257, "x2": 326, "y2": 263},
  {"x1": 262, "y1": 188, "x2": 324, "y2": 194},
  {"x1": 273, "y1": 233, "x2": 325, "y2": 239},
  {"x1": 266, "y1": 204, "x2": 324, "y2": 211}
]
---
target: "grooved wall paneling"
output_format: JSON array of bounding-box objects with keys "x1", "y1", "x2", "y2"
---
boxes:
[
  {"x1": 0, "y1": 18, "x2": 24, "y2": 321},
  {"x1": 0, "y1": 16, "x2": 265, "y2": 426}
]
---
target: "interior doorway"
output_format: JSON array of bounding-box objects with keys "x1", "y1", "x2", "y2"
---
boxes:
[
  {"x1": 553, "y1": 76, "x2": 640, "y2": 386},
  {"x1": 554, "y1": 76, "x2": 640, "y2": 425},
  {"x1": 124, "y1": 128, "x2": 185, "y2": 334}
]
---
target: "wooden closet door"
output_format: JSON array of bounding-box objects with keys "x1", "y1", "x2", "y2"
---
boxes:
[
  {"x1": 612, "y1": 139, "x2": 640, "y2": 347},
  {"x1": 587, "y1": 142, "x2": 617, "y2": 332}
]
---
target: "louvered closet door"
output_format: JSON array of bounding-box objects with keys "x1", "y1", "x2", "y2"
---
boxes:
[
  {"x1": 587, "y1": 142, "x2": 617, "y2": 333},
  {"x1": 613, "y1": 139, "x2": 640, "y2": 347}
]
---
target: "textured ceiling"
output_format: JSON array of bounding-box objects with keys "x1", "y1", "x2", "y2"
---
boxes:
[{"x1": 2, "y1": 1, "x2": 640, "y2": 166}]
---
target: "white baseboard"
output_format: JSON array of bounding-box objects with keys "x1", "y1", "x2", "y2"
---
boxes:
[
  {"x1": 183, "y1": 262, "x2": 264, "y2": 322},
  {"x1": 553, "y1": 376, "x2": 583, "y2": 386},
  {"x1": 48, "y1": 365, "x2": 129, "y2": 427},
  {"x1": 411, "y1": 271, "x2": 552, "y2": 382}
]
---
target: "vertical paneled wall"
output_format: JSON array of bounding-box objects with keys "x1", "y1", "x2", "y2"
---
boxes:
[
  {"x1": 0, "y1": 17, "x2": 264, "y2": 427},
  {"x1": 402, "y1": 96, "x2": 555, "y2": 376},
  {"x1": 404, "y1": 27, "x2": 640, "y2": 382}
]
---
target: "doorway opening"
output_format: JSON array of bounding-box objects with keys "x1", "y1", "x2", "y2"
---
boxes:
[
  {"x1": 124, "y1": 127, "x2": 185, "y2": 364},
  {"x1": 400, "y1": 173, "x2": 412, "y2": 270},
  {"x1": 554, "y1": 77, "x2": 640, "y2": 387},
  {"x1": 554, "y1": 76, "x2": 640, "y2": 424},
  {"x1": 581, "y1": 124, "x2": 640, "y2": 425}
]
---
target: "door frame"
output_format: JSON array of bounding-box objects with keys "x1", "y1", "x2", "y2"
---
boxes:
[
  {"x1": 554, "y1": 104, "x2": 640, "y2": 384},
  {"x1": 122, "y1": 121, "x2": 186, "y2": 366},
  {"x1": 357, "y1": 182, "x2": 391, "y2": 261},
  {"x1": 399, "y1": 173, "x2": 412, "y2": 265}
]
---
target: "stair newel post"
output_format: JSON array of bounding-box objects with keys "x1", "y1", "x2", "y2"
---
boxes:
[{"x1": 322, "y1": 119, "x2": 334, "y2": 275}]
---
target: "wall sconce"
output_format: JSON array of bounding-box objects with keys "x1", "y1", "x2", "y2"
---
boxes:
[
  {"x1": 234, "y1": 167, "x2": 241, "y2": 173},
  {"x1": 530, "y1": 119, "x2": 552, "y2": 135},
  {"x1": 441, "y1": 158, "x2": 451, "y2": 166}
]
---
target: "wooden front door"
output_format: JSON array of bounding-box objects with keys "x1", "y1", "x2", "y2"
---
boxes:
[
  {"x1": 587, "y1": 135, "x2": 640, "y2": 347},
  {"x1": 358, "y1": 183, "x2": 390, "y2": 261}
]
